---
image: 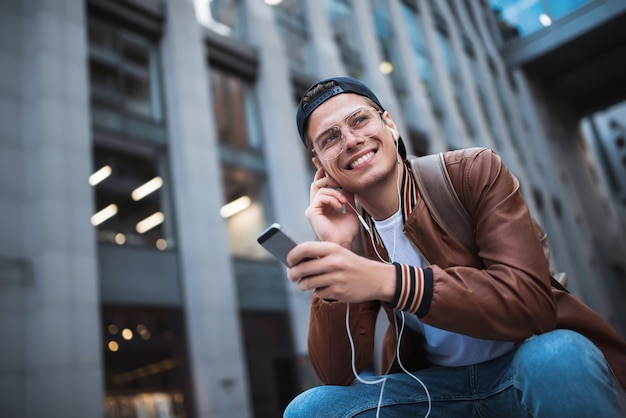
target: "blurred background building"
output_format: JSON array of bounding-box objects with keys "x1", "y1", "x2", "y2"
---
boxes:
[{"x1": 1, "y1": 0, "x2": 625, "y2": 417}]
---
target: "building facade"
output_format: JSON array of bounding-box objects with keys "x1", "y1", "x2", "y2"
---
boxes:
[{"x1": 0, "y1": 0, "x2": 624, "y2": 417}]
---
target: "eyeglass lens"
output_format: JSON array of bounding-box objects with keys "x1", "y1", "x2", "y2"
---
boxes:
[{"x1": 314, "y1": 107, "x2": 382, "y2": 160}]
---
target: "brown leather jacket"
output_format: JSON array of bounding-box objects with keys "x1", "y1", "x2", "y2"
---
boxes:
[{"x1": 306, "y1": 147, "x2": 626, "y2": 389}]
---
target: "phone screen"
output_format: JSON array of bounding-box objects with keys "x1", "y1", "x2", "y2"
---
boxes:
[{"x1": 257, "y1": 223, "x2": 298, "y2": 267}]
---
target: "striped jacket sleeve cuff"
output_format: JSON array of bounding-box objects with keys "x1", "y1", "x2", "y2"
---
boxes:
[{"x1": 388, "y1": 263, "x2": 433, "y2": 317}]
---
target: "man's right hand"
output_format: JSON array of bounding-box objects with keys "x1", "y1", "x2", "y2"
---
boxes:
[{"x1": 305, "y1": 168, "x2": 360, "y2": 249}]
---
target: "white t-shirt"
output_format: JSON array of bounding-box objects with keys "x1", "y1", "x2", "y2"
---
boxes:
[{"x1": 373, "y1": 210, "x2": 517, "y2": 367}]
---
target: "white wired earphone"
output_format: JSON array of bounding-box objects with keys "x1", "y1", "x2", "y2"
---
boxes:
[{"x1": 341, "y1": 130, "x2": 432, "y2": 417}]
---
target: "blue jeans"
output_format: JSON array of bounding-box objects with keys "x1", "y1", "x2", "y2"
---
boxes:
[{"x1": 284, "y1": 330, "x2": 624, "y2": 417}]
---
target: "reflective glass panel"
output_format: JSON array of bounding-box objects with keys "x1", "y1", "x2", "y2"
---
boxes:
[
  {"x1": 88, "y1": 18, "x2": 162, "y2": 122},
  {"x1": 91, "y1": 146, "x2": 174, "y2": 251},
  {"x1": 325, "y1": 0, "x2": 364, "y2": 78},
  {"x1": 489, "y1": 0, "x2": 593, "y2": 38},
  {"x1": 102, "y1": 306, "x2": 194, "y2": 418}
]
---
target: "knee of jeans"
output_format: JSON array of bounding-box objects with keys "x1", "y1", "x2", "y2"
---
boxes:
[
  {"x1": 283, "y1": 386, "x2": 330, "y2": 418},
  {"x1": 516, "y1": 330, "x2": 608, "y2": 381}
]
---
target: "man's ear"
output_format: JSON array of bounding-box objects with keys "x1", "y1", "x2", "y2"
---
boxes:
[
  {"x1": 382, "y1": 111, "x2": 397, "y2": 133},
  {"x1": 312, "y1": 156, "x2": 322, "y2": 170}
]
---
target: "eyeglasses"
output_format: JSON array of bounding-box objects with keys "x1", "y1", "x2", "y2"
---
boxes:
[{"x1": 311, "y1": 107, "x2": 384, "y2": 160}]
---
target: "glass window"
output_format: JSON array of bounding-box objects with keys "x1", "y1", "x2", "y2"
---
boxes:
[
  {"x1": 325, "y1": 0, "x2": 364, "y2": 78},
  {"x1": 88, "y1": 17, "x2": 173, "y2": 251},
  {"x1": 241, "y1": 311, "x2": 299, "y2": 417},
  {"x1": 491, "y1": 65, "x2": 525, "y2": 160},
  {"x1": 211, "y1": 69, "x2": 270, "y2": 257},
  {"x1": 548, "y1": 0, "x2": 592, "y2": 19},
  {"x1": 489, "y1": 0, "x2": 593, "y2": 38},
  {"x1": 435, "y1": 28, "x2": 476, "y2": 141},
  {"x1": 371, "y1": 0, "x2": 409, "y2": 109},
  {"x1": 467, "y1": 54, "x2": 500, "y2": 146},
  {"x1": 271, "y1": 0, "x2": 311, "y2": 73},
  {"x1": 90, "y1": 146, "x2": 175, "y2": 251},
  {"x1": 221, "y1": 164, "x2": 271, "y2": 260},
  {"x1": 88, "y1": 18, "x2": 163, "y2": 122},
  {"x1": 212, "y1": 72, "x2": 263, "y2": 152},
  {"x1": 193, "y1": 0, "x2": 246, "y2": 38},
  {"x1": 489, "y1": 0, "x2": 547, "y2": 37},
  {"x1": 210, "y1": 68, "x2": 299, "y2": 417},
  {"x1": 401, "y1": 3, "x2": 444, "y2": 117},
  {"x1": 102, "y1": 306, "x2": 194, "y2": 418}
]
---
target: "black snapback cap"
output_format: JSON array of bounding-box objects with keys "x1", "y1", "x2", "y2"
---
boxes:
[{"x1": 296, "y1": 76, "x2": 407, "y2": 159}]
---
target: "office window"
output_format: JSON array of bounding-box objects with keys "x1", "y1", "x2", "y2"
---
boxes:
[
  {"x1": 371, "y1": 0, "x2": 408, "y2": 107},
  {"x1": 435, "y1": 26, "x2": 476, "y2": 142},
  {"x1": 325, "y1": 0, "x2": 364, "y2": 78},
  {"x1": 90, "y1": 146, "x2": 174, "y2": 250},
  {"x1": 548, "y1": 0, "x2": 592, "y2": 19},
  {"x1": 492, "y1": 65, "x2": 525, "y2": 160},
  {"x1": 89, "y1": 19, "x2": 163, "y2": 122},
  {"x1": 401, "y1": 2, "x2": 445, "y2": 118},
  {"x1": 467, "y1": 53, "x2": 500, "y2": 146},
  {"x1": 193, "y1": 0, "x2": 246, "y2": 38},
  {"x1": 210, "y1": 68, "x2": 299, "y2": 417},
  {"x1": 212, "y1": 72, "x2": 263, "y2": 152},
  {"x1": 102, "y1": 306, "x2": 194, "y2": 418},
  {"x1": 88, "y1": 17, "x2": 173, "y2": 250},
  {"x1": 489, "y1": 0, "x2": 593, "y2": 38},
  {"x1": 272, "y1": 0, "x2": 311, "y2": 73},
  {"x1": 211, "y1": 69, "x2": 270, "y2": 258}
]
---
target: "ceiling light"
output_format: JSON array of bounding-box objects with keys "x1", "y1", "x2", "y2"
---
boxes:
[
  {"x1": 89, "y1": 165, "x2": 112, "y2": 186},
  {"x1": 132, "y1": 176, "x2": 163, "y2": 201},
  {"x1": 136, "y1": 211, "x2": 165, "y2": 234},
  {"x1": 539, "y1": 13, "x2": 552, "y2": 26},
  {"x1": 379, "y1": 61, "x2": 393, "y2": 75},
  {"x1": 156, "y1": 238, "x2": 167, "y2": 250},
  {"x1": 122, "y1": 328, "x2": 133, "y2": 340},
  {"x1": 220, "y1": 196, "x2": 251, "y2": 218},
  {"x1": 115, "y1": 233, "x2": 126, "y2": 245},
  {"x1": 91, "y1": 204, "x2": 118, "y2": 226}
]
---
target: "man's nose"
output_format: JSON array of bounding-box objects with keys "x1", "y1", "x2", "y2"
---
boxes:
[{"x1": 342, "y1": 126, "x2": 364, "y2": 149}]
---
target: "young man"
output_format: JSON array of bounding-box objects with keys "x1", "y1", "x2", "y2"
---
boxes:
[{"x1": 283, "y1": 76, "x2": 626, "y2": 417}]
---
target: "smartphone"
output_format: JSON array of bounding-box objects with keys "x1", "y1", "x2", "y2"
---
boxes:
[{"x1": 257, "y1": 223, "x2": 298, "y2": 267}]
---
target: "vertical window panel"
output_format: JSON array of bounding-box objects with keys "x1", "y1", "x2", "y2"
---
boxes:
[
  {"x1": 91, "y1": 146, "x2": 174, "y2": 250},
  {"x1": 88, "y1": 18, "x2": 163, "y2": 122},
  {"x1": 194, "y1": 0, "x2": 246, "y2": 38},
  {"x1": 325, "y1": 0, "x2": 364, "y2": 78},
  {"x1": 211, "y1": 69, "x2": 270, "y2": 257},
  {"x1": 210, "y1": 67, "x2": 298, "y2": 417},
  {"x1": 371, "y1": 0, "x2": 409, "y2": 110},
  {"x1": 435, "y1": 27, "x2": 476, "y2": 141},
  {"x1": 272, "y1": 0, "x2": 311, "y2": 73},
  {"x1": 88, "y1": 17, "x2": 173, "y2": 251}
]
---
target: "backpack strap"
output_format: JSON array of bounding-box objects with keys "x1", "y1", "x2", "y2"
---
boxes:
[{"x1": 410, "y1": 153, "x2": 478, "y2": 254}]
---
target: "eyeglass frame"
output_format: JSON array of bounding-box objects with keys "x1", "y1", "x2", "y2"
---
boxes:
[{"x1": 310, "y1": 106, "x2": 385, "y2": 160}]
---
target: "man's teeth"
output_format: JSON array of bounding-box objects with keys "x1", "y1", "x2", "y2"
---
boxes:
[{"x1": 350, "y1": 152, "x2": 374, "y2": 169}]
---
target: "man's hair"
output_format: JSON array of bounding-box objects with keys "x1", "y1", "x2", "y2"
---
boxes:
[
  {"x1": 301, "y1": 80, "x2": 339, "y2": 111},
  {"x1": 300, "y1": 81, "x2": 338, "y2": 149}
]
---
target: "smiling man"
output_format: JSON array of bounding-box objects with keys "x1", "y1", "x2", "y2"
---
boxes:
[{"x1": 282, "y1": 77, "x2": 626, "y2": 417}]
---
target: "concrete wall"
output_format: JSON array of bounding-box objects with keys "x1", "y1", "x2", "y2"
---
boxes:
[{"x1": 0, "y1": 0, "x2": 104, "y2": 416}]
